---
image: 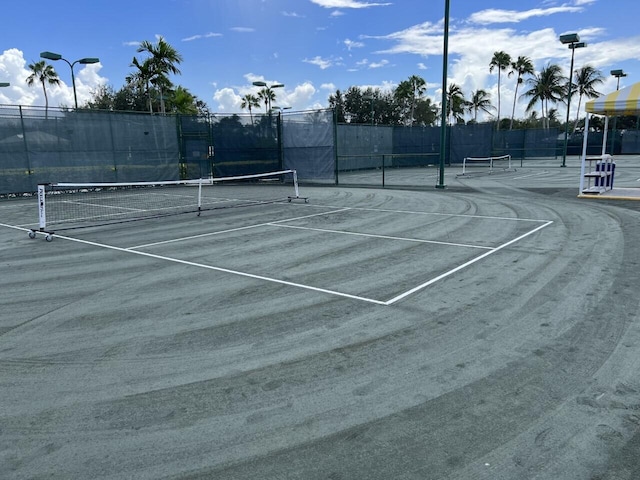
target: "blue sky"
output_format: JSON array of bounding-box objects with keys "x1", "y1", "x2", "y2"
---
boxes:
[{"x1": 1, "y1": 0, "x2": 640, "y2": 121}]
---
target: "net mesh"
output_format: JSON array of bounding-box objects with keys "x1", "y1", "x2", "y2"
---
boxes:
[{"x1": 37, "y1": 170, "x2": 301, "y2": 232}]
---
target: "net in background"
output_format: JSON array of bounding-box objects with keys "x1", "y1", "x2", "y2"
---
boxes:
[{"x1": 33, "y1": 169, "x2": 303, "y2": 236}]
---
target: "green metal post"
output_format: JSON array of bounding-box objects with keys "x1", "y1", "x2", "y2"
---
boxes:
[{"x1": 436, "y1": 0, "x2": 450, "y2": 189}]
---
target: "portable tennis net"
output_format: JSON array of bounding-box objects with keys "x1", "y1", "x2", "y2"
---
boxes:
[{"x1": 30, "y1": 169, "x2": 307, "y2": 240}]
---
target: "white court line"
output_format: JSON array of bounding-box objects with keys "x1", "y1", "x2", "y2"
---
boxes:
[
  {"x1": 512, "y1": 171, "x2": 549, "y2": 180},
  {"x1": 384, "y1": 220, "x2": 553, "y2": 305},
  {"x1": 1, "y1": 210, "x2": 555, "y2": 306},
  {"x1": 1, "y1": 222, "x2": 387, "y2": 306},
  {"x1": 129, "y1": 208, "x2": 350, "y2": 249},
  {"x1": 269, "y1": 223, "x2": 493, "y2": 250}
]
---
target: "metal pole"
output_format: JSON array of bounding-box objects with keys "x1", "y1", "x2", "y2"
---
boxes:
[
  {"x1": 561, "y1": 47, "x2": 576, "y2": 167},
  {"x1": 436, "y1": 0, "x2": 450, "y2": 189}
]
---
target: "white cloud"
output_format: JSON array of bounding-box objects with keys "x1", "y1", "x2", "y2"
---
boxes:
[
  {"x1": 303, "y1": 56, "x2": 340, "y2": 69},
  {"x1": 282, "y1": 11, "x2": 305, "y2": 18},
  {"x1": 182, "y1": 32, "x2": 223, "y2": 42},
  {"x1": 310, "y1": 0, "x2": 392, "y2": 8},
  {"x1": 469, "y1": 6, "x2": 583, "y2": 25},
  {"x1": 344, "y1": 39, "x2": 365, "y2": 50},
  {"x1": 230, "y1": 27, "x2": 255, "y2": 33},
  {"x1": 368, "y1": 59, "x2": 389, "y2": 69},
  {"x1": 320, "y1": 83, "x2": 336, "y2": 91},
  {"x1": 212, "y1": 87, "x2": 242, "y2": 111},
  {"x1": 0, "y1": 48, "x2": 107, "y2": 108},
  {"x1": 417, "y1": 62, "x2": 427, "y2": 70}
]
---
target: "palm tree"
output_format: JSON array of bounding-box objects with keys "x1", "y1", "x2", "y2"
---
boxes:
[
  {"x1": 241, "y1": 93, "x2": 261, "y2": 122},
  {"x1": 469, "y1": 89, "x2": 494, "y2": 122},
  {"x1": 136, "y1": 36, "x2": 183, "y2": 114},
  {"x1": 522, "y1": 63, "x2": 566, "y2": 130},
  {"x1": 489, "y1": 51, "x2": 512, "y2": 130},
  {"x1": 446, "y1": 83, "x2": 468, "y2": 125},
  {"x1": 25, "y1": 60, "x2": 60, "y2": 119},
  {"x1": 257, "y1": 87, "x2": 277, "y2": 113},
  {"x1": 572, "y1": 65, "x2": 604, "y2": 132},
  {"x1": 127, "y1": 57, "x2": 155, "y2": 113},
  {"x1": 508, "y1": 56, "x2": 535, "y2": 130}
]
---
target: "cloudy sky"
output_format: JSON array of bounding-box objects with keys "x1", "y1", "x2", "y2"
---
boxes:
[{"x1": 1, "y1": 0, "x2": 639, "y2": 121}]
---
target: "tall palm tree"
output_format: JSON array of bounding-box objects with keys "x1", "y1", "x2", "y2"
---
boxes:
[
  {"x1": 572, "y1": 65, "x2": 604, "y2": 132},
  {"x1": 25, "y1": 60, "x2": 60, "y2": 119},
  {"x1": 257, "y1": 87, "x2": 277, "y2": 113},
  {"x1": 469, "y1": 89, "x2": 494, "y2": 122},
  {"x1": 489, "y1": 51, "x2": 512, "y2": 130},
  {"x1": 508, "y1": 56, "x2": 535, "y2": 130},
  {"x1": 241, "y1": 93, "x2": 261, "y2": 122},
  {"x1": 522, "y1": 63, "x2": 566, "y2": 130},
  {"x1": 127, "y1": 57, "x2": 155, "y2": 113},
  {"x1": 136, "y1": 36, "x2": 183, "y2": 114}
]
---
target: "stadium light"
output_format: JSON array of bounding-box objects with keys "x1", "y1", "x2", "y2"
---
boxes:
[
  {"x1": 609, "y1": 69, "x2": 627, "y2": 154},
  {"x1": 0, "y1": 82, "x2": 9, "y2": 87},
  {"x1": 40, "y1": 51, "x2": 100, "y2": 109},
  {"x1": 252, "y1": 81, "x2": 285, "y2": 111},
  {"x1": 559, "y1": 34, "x2": 586, "y2": 167}
]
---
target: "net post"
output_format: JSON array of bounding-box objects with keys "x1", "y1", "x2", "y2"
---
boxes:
[
  {"x1": 197, "y1": 178, "x2": 203, "y2": 216},
  {"x1": 37, "y1": 184, "x2": 46, "y2": 231},
  {"x1": 293, "y1": 170, "x2": 300, "y2": 198}
]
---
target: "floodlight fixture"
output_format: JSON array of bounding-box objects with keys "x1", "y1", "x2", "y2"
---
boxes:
[
  {"x1": 560, "y1": 33, "x2": 580, "y2": 44},
  {"x1": 40, "y1": 51, "x2": 100, "y2": 108}
]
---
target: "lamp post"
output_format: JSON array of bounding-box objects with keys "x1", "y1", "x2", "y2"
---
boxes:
[
  {"x1": 609, "y1": 69, "x2": 627, "y2": 155},
  {"x1": 559, "y1": 34, "x2": 586, "y2": 167},
  {"x1": 436, "y1": 0, "x2": 450, "y2": 189},
  {"x1": 252, "y1": 81, "x2": 284, "y2": 112},
  {"x1": 40, "y1": 51, "x2": 100, "y2": 109}
]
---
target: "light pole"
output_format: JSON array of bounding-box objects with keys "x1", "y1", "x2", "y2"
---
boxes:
[
  {"x1": 0, "y1": 82, "x2": 9, "y2": 87},
  {"x1": 252, "y1": 81, "x2": 284, "y2": 112},
  {"x1": 610, "y1": 69, "x2": 627, "y2": 155},
  {"x1": 559, "y1": 33, "x2": 586, "y2": 167},
  {"x1": 40, "y1": 51, "x2": 100, "y2": 109},
  {"x1": 436, "y1": 0, "x2": 450, "y2": 189}
]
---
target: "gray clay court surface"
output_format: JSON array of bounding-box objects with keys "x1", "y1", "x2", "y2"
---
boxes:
[{"x1": 1, "y1": 159, "x2": 640, "y2": 479}]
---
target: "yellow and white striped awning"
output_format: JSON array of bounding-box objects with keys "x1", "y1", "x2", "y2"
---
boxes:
[{"x1": 585, "y1": 81, "x2": 640, "y2": 115}]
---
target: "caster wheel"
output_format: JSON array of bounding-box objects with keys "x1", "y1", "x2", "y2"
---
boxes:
[
  {"x1": 28, "y1": 231, "x2": 36, "y2": 239},
  {"x1": 45, "y1": 235, "x2": 53, "y2": 242}
]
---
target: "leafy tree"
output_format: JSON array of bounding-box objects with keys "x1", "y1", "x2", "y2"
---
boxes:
[
  {"x1": 394, "y1": 75, "x2": 427, "y2": 125},
  {"x1": 127, "y1": 57, "x2": 154, "y2": 113},
  {"x1": 522, "y1": 63, "x2": 566, "y2": 129},
  {"x1": 412, "y1": 98, "x2": 438, "y2": 126},
  {"x1": 328, "y1": 89, "x2": 346, "y2": 123},
  {"x1": 489, "y1": 51, "x2": 512, "y2": 129},
  {"x1": 572, "y1": 65, "x2": 604, "y2": 132},
  {"x1": 26, "y1": 60, "x2": 60, "y2": 118},
  {"x1": 508, "y1": 56, "x2": 535, "y2": 129},
  {"x1": 167, "y1": 86, "x2": 198, "y2": 114}
]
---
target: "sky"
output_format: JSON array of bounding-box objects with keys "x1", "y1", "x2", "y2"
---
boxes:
[{"x1": 1, "y1": 0, "x2": 640, "y2": 122}]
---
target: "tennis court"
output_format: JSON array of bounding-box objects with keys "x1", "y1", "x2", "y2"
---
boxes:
[{"x1": 1, "y1": 171, "x2": 640, "y2": 479}]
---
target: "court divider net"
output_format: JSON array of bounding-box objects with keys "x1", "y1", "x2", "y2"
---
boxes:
[{"x1": 33, "y1": 169, "x2": 306, "y2": 237}]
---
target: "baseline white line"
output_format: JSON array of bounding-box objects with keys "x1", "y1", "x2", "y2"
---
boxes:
[
  {"x1": 2, "y1": 222, "x2": 387, "y2": 306},
  {"x1": 269, "y1": 223, "x2": 493, "y2": 250},
  {"x1": 512, "y1": 171, "x2": 549, "y2": 180},
  {"x1": 129, "y1": 208, "x2": 351, "y2": 249},
  {"x1": 384, "y1": 220, "x2": 554, "y2": 305},
  {"x1": 301, "y1": 203, "x2": 549, "y2": 223}
]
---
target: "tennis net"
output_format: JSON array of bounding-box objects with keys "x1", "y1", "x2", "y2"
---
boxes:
[{"x1": 31, "y1": 169, "x2": 306, "y2": 239}]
